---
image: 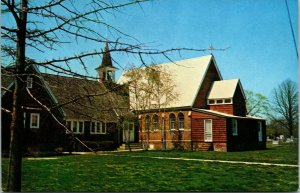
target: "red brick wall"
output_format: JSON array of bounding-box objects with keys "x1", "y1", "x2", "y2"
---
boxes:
[
  {"x1": 191, "y1": 111, "x2": 227, "y2": 151},
  {"x1": 193, "y1": 61, "x2": 221, "y2": 108},
  {"x1": 209, "y1": 104, "x2": 233, "y2": 114},
  {"x1": 138, "y1": 110, "x2": 192, "y2": 150}
]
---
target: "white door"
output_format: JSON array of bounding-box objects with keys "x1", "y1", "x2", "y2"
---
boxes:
[{"x1": 123, "y1": 122, "x2": 135, "y2": 142}]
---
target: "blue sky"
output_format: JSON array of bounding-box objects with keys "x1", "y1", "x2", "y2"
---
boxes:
[
  {"x1": 104, "y1": 0, "x2": 298, "y2": 99},
  {"x1": 4, "y1": 0, "x2": 298, "y2": 99}
]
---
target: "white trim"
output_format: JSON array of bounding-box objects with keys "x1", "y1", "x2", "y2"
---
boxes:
[
  {"x1": 178, "y1": 113, "x2": 185, "y2": 130},
  {"x1": 152, "y1": 114, "x2": 159, "y2": 131},
  {"x1": 169, "y1": 113, "x2": 176, "y2": 130},
  {"x1": 90, "y1": 121, "x2": 106, "y2": 134},
  {"x1": 204, "y1": 119, "x2": 213, "y2": 142},
  {"x1": 66, "y1": 120, "x2": 84, "y2": 134},
  {"x1": 30, "y1": 113, "x2": 40, "y2": 128},
  {"x1": 207, "y1": 98, "x2": 233, "y2": 105}
]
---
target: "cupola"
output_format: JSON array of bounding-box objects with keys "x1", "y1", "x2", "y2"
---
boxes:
[{"x1": 96, "y1": 42, "x2": 118, "y2": 82}]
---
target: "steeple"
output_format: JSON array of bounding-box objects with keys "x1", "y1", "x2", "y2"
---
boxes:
[{"x1": 96, "y1": 42, "x2": 118, "y2": 82}]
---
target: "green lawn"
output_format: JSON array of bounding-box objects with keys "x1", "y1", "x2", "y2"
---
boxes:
[
  {"x1": 113, "y1": 142, "x2": 299, "y2": 164},
  {"x1": 1, "y1": 143, "x2": 298, "y2": 192}
]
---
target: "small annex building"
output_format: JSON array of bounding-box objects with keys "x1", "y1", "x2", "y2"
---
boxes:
[{"x1": 118, "y1": 55, "x2": 266, "y2": 152}]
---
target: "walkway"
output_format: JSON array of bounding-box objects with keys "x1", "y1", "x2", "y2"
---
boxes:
[
  {"x1": 63, "y1": 151, "x2": 298, "y2": 168},
  {"x1": 110, "y1": 154, "x2": 299, "y2": 168}
]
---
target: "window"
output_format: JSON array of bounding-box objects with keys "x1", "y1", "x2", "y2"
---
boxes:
[
  {"x1": 258, "y1": 122, "x2": 263, "y2": 142},
  {"x1": 216, "y1": 99, "x2": 223, "y2": 104},
  {"x1": 90, "y1": 122, "x2": 106, "y2": 134},
  {"x1": 224, "y1": 99, "x2": 232, "y2": 103},
  {"x1": 178, "y1": 113, "x2": 184, "y2": 130},
  {"x1": 101, "y1": 122, "x2": 106, "y2": 134},
  {"x1": 30, "y1": 113, "x2": 40, "y2": 128},
  {"x1": 169, "y1": 113, "x2": 176, "y2": 130},
  {"x1": 232, "y1": 119, "x2": 238, "y2": 136},
  {"x1": 27, "y1": 77, "x2": 33, "y2": 88},
  {"x1": 208, "y1": 100, "x2": 215, "y2": 104},
  {"x1": 66, "y1": 120, "x2": 84, "y2": 134},
  {"x1": 145, "y1": 115, "x2": 150, "y2": 131},
  {"x1": 153, "y1": 114, "x2": 159, "y2": 131},
  {"x1": 204, "y1": 119, "x2": 212, "y2": 142},
  {"x1": 207, "y1": 98, "x2": 232, "y2": 105}
]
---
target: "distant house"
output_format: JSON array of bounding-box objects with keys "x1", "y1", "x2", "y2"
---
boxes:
[
  {"x1": 1, "y1": 43, "x2": 136, "y2": 154},
  {"x1": 118, "y1": 55, "x2": 266, "y2": 151}
]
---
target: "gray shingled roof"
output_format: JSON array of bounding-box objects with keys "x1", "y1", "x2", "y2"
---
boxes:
[
  {"x1": 1, "y1": 64, "x2": 133, "y2": 123},
  {"x1": 42, "y1": 74, "x2": 131, "y2": 122}
]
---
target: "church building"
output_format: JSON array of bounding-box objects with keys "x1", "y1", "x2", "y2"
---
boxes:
[{"x1": 118, "y1": 55, "x2": 266, "y2": 151}]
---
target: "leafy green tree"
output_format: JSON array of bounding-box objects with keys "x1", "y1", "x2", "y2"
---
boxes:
[{"x1": 245, "y1": 90, "x2": 269, "y2": 117}]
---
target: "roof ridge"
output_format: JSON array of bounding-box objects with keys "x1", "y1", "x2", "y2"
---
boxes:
[
  {"x1": 155, "y1": 54, "x2": 212, "y2": 66},
  {"x1": 41, "y1": 72, "x2": 99, "y2": 83}
]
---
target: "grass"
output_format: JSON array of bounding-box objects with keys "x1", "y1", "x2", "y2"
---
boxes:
[
  {"x1": 1, "y1": 143, "x2": 298, "y2": 192},
  {"x1": 112, "y1": 142, "x2": 299, "y2": 164}
]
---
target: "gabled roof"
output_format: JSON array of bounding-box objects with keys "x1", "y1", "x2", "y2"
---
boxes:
[
  {"x1": 208, "y1": 79, "x2": 239, "y2": 99},
  {"x1": 118, "y1": 55, "x2": 222, "y2": 109},
  {"x1": 2, "y1": 65, "x2": 132, "y2": 122},
  {"x1": 42, "y1": 74, "x2": 131, "y2": 122}
]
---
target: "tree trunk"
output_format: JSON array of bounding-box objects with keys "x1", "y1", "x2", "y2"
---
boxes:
[{"x1": 7, "y1": 0, "x2": 28, "y2": 191}]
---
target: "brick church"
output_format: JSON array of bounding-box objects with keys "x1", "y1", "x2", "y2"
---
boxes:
[{"x1": 118, "y1": 55, "x2": 266, "y2": 152}]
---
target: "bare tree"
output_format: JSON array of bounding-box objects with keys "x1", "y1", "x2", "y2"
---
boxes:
[
  {"x1": 120, "y1": 64, "x2": 178, "y2": 149},
  {"x1": 1, "y1": 0, "x2": 216, "y2": 191},
  {"x1": 245, "y1": 90, "x2": 269, "y2": 117},
  {"x1": 270, "y1": 79, "x2": 298, "y2": 137}
]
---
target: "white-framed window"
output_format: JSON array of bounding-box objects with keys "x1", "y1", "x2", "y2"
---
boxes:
[
  {"x1": 90, "y1": 121, "x2": 106, "y2": 134},
  {"x1": 224, "y1": 99, "x2": 232, "y2": 103},
  {"x1": 258, "y1": 121, "x2": 263, "y2": 142},
  {"x1": 208, "y1": 100, "x2": 215, "y2": 104},
  {"x1": 207, "y1": 98, "x2": 232, "y2": 105},
  {"x1": 152, "y1": 114, "x2": 159, "y2": 131},
  {"x1": 101, "y1": 122, "x2": 106, "y2": 134},
  {"x1": 232, "y1": 119, "x2": 238, "y2": 136},
  {"x1": 145, "y1": 115, "x2": 150, "y2": 131},
  {"x1": 30, "y1": 113, "x2": 40, "y2": 128},
  {"x1": 66, "y1": 120, "x2": 84, "y2": 134},
  {"x1": 169, "y1": 113, "x2": 176, "y2": 130},
  {"x1": 204, "y1": 119, "x2": 213, "y2": 142},
  {"x1": 26, "y1": 77, "x2": 33, "y2": 88},
  {"x1": 178, "y1": 113, "x2": 184, "y2": 130}
]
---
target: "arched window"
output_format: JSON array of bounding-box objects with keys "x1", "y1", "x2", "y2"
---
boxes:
[
  {"x1": 178, "y1": 113, "x2": 184, "y2": 130},
  {"x1": 145, "y1": 115, "x2": 150, "y2": 131},
  {"x1": 153, "y1": 114, "x2": 159, "y2": 131},
  {"x1": 169, "y1": 113, "x2": 176, "y2": 130}
]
